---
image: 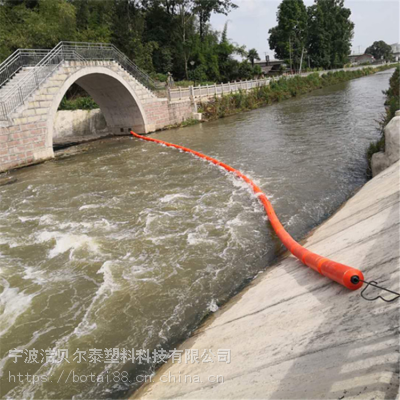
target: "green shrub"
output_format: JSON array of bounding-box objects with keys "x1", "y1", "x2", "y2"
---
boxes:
[
  {"x1": 181, "y1": 118, "x2": 200, "y2": 127},
  {"x1": 58, "y1": 96, "x2": 98, "y2": 110},
  {"x1": 150, "y1": 73, "x2": 168, "y2": 83}
]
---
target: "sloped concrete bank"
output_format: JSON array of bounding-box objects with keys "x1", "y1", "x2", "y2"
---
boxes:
[{"x1": 133, "y1": 161, "x2": 400, "y2": 400}]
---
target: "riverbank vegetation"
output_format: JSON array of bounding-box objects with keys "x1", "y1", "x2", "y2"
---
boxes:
[
  {"x1": 367, "y1": 66, "x2": 400, "y2": 164},
  {"x1": 198, "y1": 65, "x2": 398, "y2": 120}
]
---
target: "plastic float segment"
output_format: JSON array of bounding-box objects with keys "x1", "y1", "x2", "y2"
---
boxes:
[{"x1": 130, "y1": 131, "x2": 364, "y2": 290}]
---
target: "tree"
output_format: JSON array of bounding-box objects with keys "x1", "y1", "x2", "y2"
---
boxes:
[
  {"x1": 0, "y1": 0, "x2": 76, "y2": 57},
  {"x1": 247, "y1": 48, "x2": 260, "y2": 67},
  {"x1": 0, "y1": 0, "x2": 247, "y2": 82},
  {"x1": 216, "y1": 22, "x2": 249, "y2": 81},
  {"x1": 365, "y1": 41, "x2": 393, "y2": 61},
  {"x1": 253, "y1": 64, "x2": 262, "y2": 77},
  {"x1": 268, "y1": 0, "x2": 308, "y2": 71},
  {"x1": 307, "y1": 0, "x2": 354, "y2": 69},
  {"x1": 188, "y1": 64, "x2": 207, "y2": 84},
  {"x1": 238, "y1": 60, "x2": 253, "y2": 79},
  {"x1": 177, "y1": 0, "x2": 195, "y2": 79},
  {"x1": 193, "y1": 0, "x2": 237, "y2": 42}
]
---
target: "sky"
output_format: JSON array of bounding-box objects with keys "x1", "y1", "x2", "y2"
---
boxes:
[{"x1": 211, "y1": 0, "x2": 400, "y2": 60}]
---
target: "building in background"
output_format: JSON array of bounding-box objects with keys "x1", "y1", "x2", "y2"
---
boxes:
[
  {"x1": 390, "y1": 43, "x2": 400, "y2": 61},
  {"x1": 255, "y1": 56, "x2": 286, "y2": 75},
  {"x1": 349, "y1": 53, "x2": 375, "y2": 65}
]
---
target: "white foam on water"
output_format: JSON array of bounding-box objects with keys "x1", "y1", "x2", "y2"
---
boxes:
[
  {"x1": 72, "y1": 261, "x2": 119, "y2": 337},
  {"x1": 79, "y1": 204, "x2": 101, "y2": 211},
  {"x1": 148, "y1": 230, "x2": 188, "y2": 245},
  {"x1": 39, "y1": 214, "x2": 55, "y2": 225},
  {"x1": 144, "y1": 213, "x2": 159, "y2": 235},
  {"x1": 207, "y1": 299, "x2": 219, "y2": 313},
  {"x1": 0, "y1": 279, "x2": 35, "y2": 338},
  {"x1": 22, "y1": 266, "x2": 47, "y2": 285},
  {"x1": 226, "y1": 215, "x2": 244, "y2": 227},
  {"x1": 285, "y1": 214, "x2": 299, "y2": 227},
  {"x1": 58, "y1": 218, "x2": 114, "y2": 232},
  {"x1": 160, "y1": 193, "x2": 191, "y2": 203},
  {"x1": 36, "y1": 231, "x2": 99, "y2": 259},
  {"x1": 18, "y1": 215, "x2": 39, "y2": 223},
  {"x1": 0, "y1": 233, "x2": 8, "y2": 246},
  {"x1": 187, "y1": 232, "x2": 215, "y2": 246}
]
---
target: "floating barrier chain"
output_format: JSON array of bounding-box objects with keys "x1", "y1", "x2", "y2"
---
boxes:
[{"x1": 130, "y1": 131, "x2": 399, "y2": 300}]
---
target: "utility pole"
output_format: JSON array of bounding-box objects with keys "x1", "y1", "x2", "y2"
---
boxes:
[{"x1": 289, "y1": 36, "x2": 293, "y2": 73}]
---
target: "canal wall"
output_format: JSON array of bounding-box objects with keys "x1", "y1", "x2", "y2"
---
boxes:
[
  {"x1": 133, "y1": 160, "x2": 400, "y2": 399},
  {"x1": 53, "y1": 109, "x2": 108, "y2": 143},
  {"x1": 371, "y1": 111, "x2": 400, "y2": 176}
]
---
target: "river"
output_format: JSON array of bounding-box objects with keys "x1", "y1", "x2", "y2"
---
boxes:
[{"x1": 0, "y1": 69, "x2": 393, "y2": 399}]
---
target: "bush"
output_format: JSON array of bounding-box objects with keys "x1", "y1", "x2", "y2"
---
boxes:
[
  {"x1": 58, "y1": 96, "x2": 98, "y2": 110},
  {"x1": 150, "y1": 73, "x2": 168, "y2": 83}
]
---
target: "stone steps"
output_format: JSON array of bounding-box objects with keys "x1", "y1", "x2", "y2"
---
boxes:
[{"x1": 0, "y1": 68, "x2": 34, "y2": 98}]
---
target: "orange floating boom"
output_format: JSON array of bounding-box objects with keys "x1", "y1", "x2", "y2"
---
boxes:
[{"x1": 130, "y1": 131, "x2": 364, "y2": 290}]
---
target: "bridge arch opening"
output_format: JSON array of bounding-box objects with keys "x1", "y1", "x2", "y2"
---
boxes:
[{"x1": 48, "y1": 68, "x2": 148, "y2": 149}]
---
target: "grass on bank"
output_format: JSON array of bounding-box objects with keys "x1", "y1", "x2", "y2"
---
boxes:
[
  {"x1": 197, "y1": 64, "x2": 398, "y2": 120},
  {"x1": 366, "y1": 66, "x2": 400, "y2": 165}
]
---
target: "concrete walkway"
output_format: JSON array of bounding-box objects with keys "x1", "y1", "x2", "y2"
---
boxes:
[{"x1": 133, "y1": 161, "x2": 400, "y2": 400}]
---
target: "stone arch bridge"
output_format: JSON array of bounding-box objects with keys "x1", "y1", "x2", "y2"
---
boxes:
[{"x1": 0, "y1": 42, "x2": 195, "y2": 173}]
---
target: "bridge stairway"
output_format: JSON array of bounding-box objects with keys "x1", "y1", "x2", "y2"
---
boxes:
[{"x1": 0, "y1": 67, "x2": 35, "y2": 94}]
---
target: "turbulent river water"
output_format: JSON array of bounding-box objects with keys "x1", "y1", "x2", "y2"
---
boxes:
[{"x1": 0, "y1": 69, "x2": 393, "y2": 399}]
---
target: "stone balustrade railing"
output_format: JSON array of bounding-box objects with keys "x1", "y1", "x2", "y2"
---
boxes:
[
  {"x1": 167, "y1": 63, "x2": 393, "y2": 102},
  {"x1": 168, "y1": 78, "x2": 271, "y2": 101}
]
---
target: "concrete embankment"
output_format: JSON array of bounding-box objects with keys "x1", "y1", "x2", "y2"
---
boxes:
[
  {"x1": 372, "y1": 111, "x2": 400, "y2": 177},
  {"x1": 53, "y1": 109, "x2": 109, "y2": 147},
  {"x1": 133, "y1": 161, "x2": 400, "y2": 400}
]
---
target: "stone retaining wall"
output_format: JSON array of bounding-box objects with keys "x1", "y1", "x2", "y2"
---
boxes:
[
  {"x1": 371, "y1": 111, "x2": 400, "y2": 177},
  {"x1": 53, "y1": 109, "x2": 108, "y2": 140}
]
